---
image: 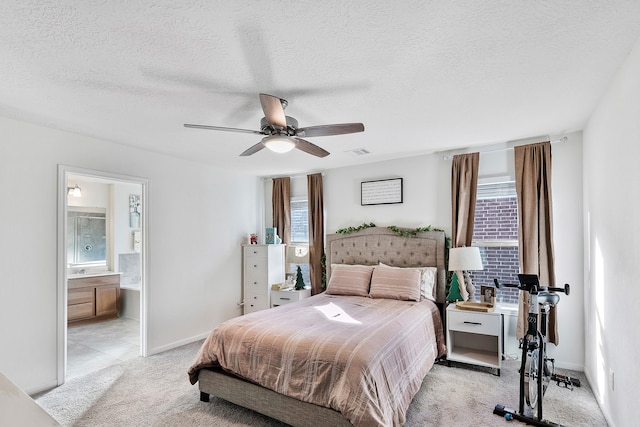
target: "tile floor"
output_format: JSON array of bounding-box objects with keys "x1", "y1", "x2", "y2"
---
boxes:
[{"x1": 67, "y1": 317, "x2": 140, "y2": 380}]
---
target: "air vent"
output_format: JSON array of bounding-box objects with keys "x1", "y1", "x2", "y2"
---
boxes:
[{"x1": 346, "y1": 148, "x2": 370, "y2": 156}]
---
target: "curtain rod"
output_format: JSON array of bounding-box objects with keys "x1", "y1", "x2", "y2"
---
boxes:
[
  {"x1": 264, "y1": 172, "x2": 325, "y2": 181},
  {"x1": 442, "y1": 136, "x2": 568, "y2": 160}
]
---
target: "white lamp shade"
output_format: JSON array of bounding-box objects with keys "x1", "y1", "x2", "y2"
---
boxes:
[
  {"x1": 448, "y1": 247, "x2": 483, "y2": 271},
  {"x1": 286, "y1": 245, "x2": 309, "y2": 264}
]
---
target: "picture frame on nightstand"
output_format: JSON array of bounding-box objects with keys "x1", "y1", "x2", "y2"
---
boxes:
[
  {"x1": 481, "y1": 285, "x2": 496, "y2": 304},
  {"x1": 285, "y1": 273, "x2": 295, "y2": 286}
]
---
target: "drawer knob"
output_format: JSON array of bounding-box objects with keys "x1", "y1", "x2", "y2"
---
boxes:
[
  {"x1": 281, "y1": 297, "x2": 290, "y2": 301},
  {"x1": 463, "y1": 321, "x2": 482, "y2": 325}
]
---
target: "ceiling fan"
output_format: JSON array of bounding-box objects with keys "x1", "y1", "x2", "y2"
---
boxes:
[{"x1": 184, "y1": 93, "x2": 364, "y2": 158}]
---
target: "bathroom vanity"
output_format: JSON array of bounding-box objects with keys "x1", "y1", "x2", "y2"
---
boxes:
[{"x1": 67, "y1": 272, "x2": 121, "y2": 326}]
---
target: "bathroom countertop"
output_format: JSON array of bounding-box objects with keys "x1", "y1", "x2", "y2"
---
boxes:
[{"x1": 67, "y1": 271, "x2": 121, "y2": 280}]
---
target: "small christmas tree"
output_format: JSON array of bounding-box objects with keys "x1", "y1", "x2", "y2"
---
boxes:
[
  {"x1": 446, "y1": 272, "x2": 463, "y2": 301},
  {"x1": 294, "y1": 265, "x2": 306, "y2": 290}
]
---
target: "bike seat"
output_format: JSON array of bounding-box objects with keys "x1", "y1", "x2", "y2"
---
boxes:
[{"x1": 537, "y1": 292, "x2": 560, "y2": 306}]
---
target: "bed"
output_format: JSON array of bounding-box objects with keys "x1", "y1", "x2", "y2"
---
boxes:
[{"x1": 188, "y1": 227, "x2": 447, "y2": 426}]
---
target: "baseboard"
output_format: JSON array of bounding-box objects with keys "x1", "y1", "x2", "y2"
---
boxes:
[
  {"x1": 584, "y1": 368, "x2": 615, "y2": 427},
  {"x1": 146, "y1": 332, "x2": 209, "y2": 356},
  {"x1": 25, "y1": 379, "x2": 59, "y2": 396},
  {"x1": 554, "y1": 360, "x2": 584, "y2": 371}
]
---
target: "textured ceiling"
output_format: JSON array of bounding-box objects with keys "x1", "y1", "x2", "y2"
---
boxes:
[{"x1": 2, "y1": 1, "x2": 640, "y2": 176}]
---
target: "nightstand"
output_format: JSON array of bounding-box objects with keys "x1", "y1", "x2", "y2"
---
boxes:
[
  {"x1": 270, "y1": 288, "x2": 311, "y2": 307},
  {"x1": 446, "y1": 303, "x2": 503, "y2": 375}
]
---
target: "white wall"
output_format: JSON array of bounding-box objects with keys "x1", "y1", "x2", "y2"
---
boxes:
[
  {"x1": 112, "y1": 182, "x2": 143, "y2": 278},
  {"x1": 322, "y1": 133, "x2": 585, "y2": 369},
  {"x1": 547, "y1": 132, "x2": 584, "y2": 369},
  {"x1": 0, "y1": 116, "x2": 262, "y2": 393},
  {"x1": 324, "y1": 154, "x2": 451, "y2": 234},
  {"x1": 582, "y1": 35, "x2": 640, "y2": 427}
]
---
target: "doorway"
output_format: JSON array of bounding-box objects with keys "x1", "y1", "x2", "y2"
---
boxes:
[{"x1": 57, "y1": 165, "x2": 148, "y2": 384}]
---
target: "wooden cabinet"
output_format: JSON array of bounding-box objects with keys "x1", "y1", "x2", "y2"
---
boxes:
[
  {"x1": 68, "y1": 274, "x2": 120, "y2": 325},
  {"x1": 243, "y1": 244, "x2": 285, "y2": 314}
]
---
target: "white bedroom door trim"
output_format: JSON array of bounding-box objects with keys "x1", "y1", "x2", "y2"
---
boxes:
[{"x1": 56, "y1": 165, "x2": 150, "y2": 384}]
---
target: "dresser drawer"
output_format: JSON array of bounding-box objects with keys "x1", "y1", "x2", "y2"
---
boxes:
[
  {"x1": 271, "y1": 288, "x2": 311, "y2": 307},
  {"x1": 448, "y1": 310, "x2": 501, "y2": 336},
  {"x1": 244, "y1": 293, "x2": 269, "y2": 314},
  {"x1": 68, "y1": 288, "x2": 94, "y2": 305},
  {"x1": 244, "y1": 279, "x2": 269, "y2": 296},
  {"x1": 244, "y1": 262, "x2": 268, "y2": 282},
  {"x1": 68, "y1": 302, "x2": 95, "y2": 321},
  {"x1": 244, "y1": 246, "x2": 268, "y2": 258}
]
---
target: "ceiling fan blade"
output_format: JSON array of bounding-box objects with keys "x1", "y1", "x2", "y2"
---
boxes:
[
  {"x1": 184, "y1": 123, "x2": 265, "y2": 135},
  {"x1": 259, "y1": 93, "x2": 287, "y2": 128},
  {"x1": 296, "y1": 123, "x2": 365, "y2": 138},
  {"x1": 239, "y1": 142, "x2": 266, "y2": 156},
  {"x1": 294, "y1": 138, "x2": 330, "y2": 158}
]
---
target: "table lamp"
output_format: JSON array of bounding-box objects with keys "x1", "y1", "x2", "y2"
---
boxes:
[
  {"x1": 287, "y1": 245, "x2": 309, "y2": 290},
  {"x1": 447, "y1": 247, "x2": 483, "y2": 301}
]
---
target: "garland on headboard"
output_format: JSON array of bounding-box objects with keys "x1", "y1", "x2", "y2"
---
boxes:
[
  {"x1": 335, "y1": 222, "x2": 446, "y2": 238},
  {"x1": 335, "y1": 222, "x2": 377, "y2": 235}
]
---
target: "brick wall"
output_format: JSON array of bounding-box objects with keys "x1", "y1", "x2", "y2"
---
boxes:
[{"x1": 471, "y1": 196, "x2": 520, "y2": 304}]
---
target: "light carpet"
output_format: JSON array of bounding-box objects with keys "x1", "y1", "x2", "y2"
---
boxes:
[{"x1": 34, "y1": 340, "x2": 607, "y2": 426}]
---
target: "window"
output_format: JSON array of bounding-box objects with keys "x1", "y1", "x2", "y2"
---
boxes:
[
  {"x1": 471, "y1": 180, "x2": 520, "y2": 304},
  {"x1": 290, "y1": 197, "x2": 309, "y2": 243},
  {"x1": 289, "y1": 197, "x2": 310, "y2": 286}
]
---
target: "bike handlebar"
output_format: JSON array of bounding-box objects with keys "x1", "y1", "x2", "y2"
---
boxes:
[{"x1": 494, "y1": 278, "x2": 570, "y2": 295}]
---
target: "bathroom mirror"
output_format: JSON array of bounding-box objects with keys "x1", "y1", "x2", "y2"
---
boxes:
[{"x1": 67, "y1": 209, "x2": 107, "y2": 266}]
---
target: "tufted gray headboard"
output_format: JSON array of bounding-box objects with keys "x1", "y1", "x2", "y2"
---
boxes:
[{"x1": 325, "y1": 227, "x2": 447, "y2": 303}]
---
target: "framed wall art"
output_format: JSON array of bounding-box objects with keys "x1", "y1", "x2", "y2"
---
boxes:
[{"x1": 361, "y1": 178, "x2": 403, "y2": 206}]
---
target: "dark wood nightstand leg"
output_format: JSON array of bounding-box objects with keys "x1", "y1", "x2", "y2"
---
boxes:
[{"x1": 200, "y1": 391, "x2": 210, "y2": 402}]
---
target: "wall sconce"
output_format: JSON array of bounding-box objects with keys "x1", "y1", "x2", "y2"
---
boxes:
[{"x1": 67, "y1": 185, "x2": 82, "y2": 198}]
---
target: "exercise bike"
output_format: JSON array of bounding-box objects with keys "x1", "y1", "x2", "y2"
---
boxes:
[{"x1": 493, "y1": 274, "x2": 580, "y2": 426}]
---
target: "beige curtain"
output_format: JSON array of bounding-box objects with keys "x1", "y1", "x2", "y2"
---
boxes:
[
  {"x1": 307, "y1": 173, "x2": 324, "y2": 295},
  {"x1": 514, "y1": 141, "x2": 558, "y2": 344},
  {"x1": 271, "y1": 177, "x2": 291, "y2": 247},
  {"x1": 451, "y1": 153, "x2": 480, "y2": 248}
]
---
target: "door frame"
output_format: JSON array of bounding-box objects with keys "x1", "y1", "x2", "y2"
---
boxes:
[{"x1": 56, "y1": 165, "x2": 149, "y2": 384}]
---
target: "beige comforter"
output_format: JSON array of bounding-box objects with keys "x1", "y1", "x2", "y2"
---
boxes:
[{"x1": 188, "y1": 293, "x2": 446, "y2": 426}]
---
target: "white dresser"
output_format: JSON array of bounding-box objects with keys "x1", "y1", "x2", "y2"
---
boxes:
[{"x1": 242, "y1": 244, "x2": 285, "y2": 314}]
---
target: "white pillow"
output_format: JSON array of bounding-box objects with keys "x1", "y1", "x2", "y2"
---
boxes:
[{"x1": 379, "y1": 263, "x2": 438, "y2": 301}]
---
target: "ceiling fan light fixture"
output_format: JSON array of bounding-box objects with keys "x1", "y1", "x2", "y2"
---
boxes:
[{"x1": 263, "y1": 135, "x2": 297, "y2": 153}]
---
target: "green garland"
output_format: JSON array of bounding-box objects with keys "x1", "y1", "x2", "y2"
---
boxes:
[
  {"x1": 336, "y1": 222, "x2": 445, "y2": 238},
  {"x1": 386, "y1": 225, "x2": 445, "y2": 237},
  {"x1": 336, "y1": 222, "x2": 377, "y2": 234}
]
